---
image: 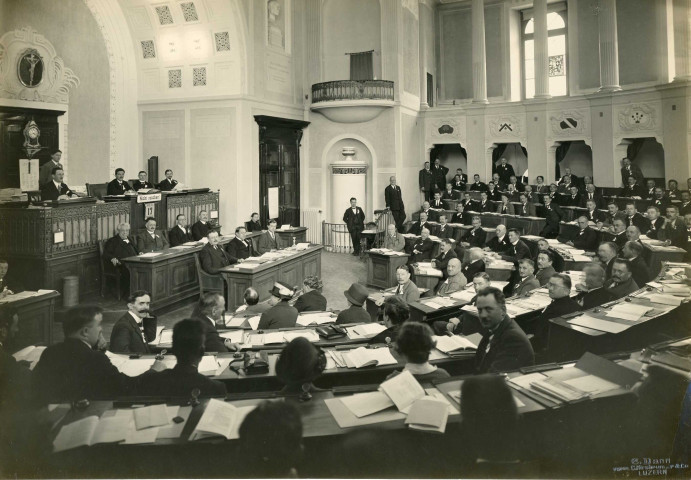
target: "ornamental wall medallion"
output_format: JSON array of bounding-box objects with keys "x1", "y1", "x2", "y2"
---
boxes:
[
  {"x1": 549, "y1": 110, "x2": 588, "y2": 137},
  {"x1": 618, "y1": 103, "x2": 657, "y2": 132},
  {"x1": 17, "y1": 48, "x2": 44, "y2": 87},
  {"x1": 487, "y1": 114, "x2": 524, "y2": 139},
  {"x1": 428, "y1": 118, "x2": 464, "y2": 143}
]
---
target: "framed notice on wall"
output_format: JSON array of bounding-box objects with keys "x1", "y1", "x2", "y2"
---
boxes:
[
  {"x1": 268, "y1": 187, "x2": 279, "y2": 219},
  {"x1": 19, "y1": 159, "x2": 39, "y2": 191}
]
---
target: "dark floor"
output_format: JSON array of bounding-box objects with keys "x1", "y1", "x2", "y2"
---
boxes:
[{"x1": 54, "y1": 251, "x2": 367, "y2": 343}]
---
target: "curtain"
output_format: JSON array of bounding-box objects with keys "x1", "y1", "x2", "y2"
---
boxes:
[
  {"x1": 492, "y1": 144, "x2": 509, "y2": 175},
  {"x1": 626, "y1": 138, "x2": 647, "y2": 162},
  {"x1": 555, "y1": 141, "x2": 572, "y2": 180},
  {"x1": 350, "y1": 52, "x2": 373, "y2": 81}
]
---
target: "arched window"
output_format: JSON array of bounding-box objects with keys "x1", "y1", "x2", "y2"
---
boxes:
[{"x1": 522, "y1": 8, "x2": 567, "y2": 99}]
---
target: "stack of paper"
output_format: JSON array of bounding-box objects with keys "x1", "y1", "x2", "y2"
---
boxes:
[
  {"x1": 283, "y1": 330, "x2": 320, "y2": 343},
  {"x1": 342, "y1": 347, "x2": 397, "y2": 368},
  {"x1": 12, "y1": 345, "x2": 46, "y2": 369},
  {"x1": 116, "y1": 358, "x2": 156, "y2": 376},
  {"x1": 433, "y1": 335, "x2": 477, "y2": 353},
  {"x1": 605, "y1": 304, "x2": 651, "y2": 322},
  {"x1": 529, "y1": 377, "x2": 589, "y2": 403},
  {"x1": 352, "y1": 323, "x2": 387, "y2": 338},
  {"x1": 568, "y1": 315, "x2": 630, "y2": 334},
  {"x1": 295, "y1": 313, "x2": 336, "y2": 326},
  {"x1": 378, "y1": 370, "x2": 427, "y2": 413},
  {"x1": 219, "y1": 330, "x2": 244, "y2": 343},
  {"x1": 449, "y1": 289, "x2": 476, "y2": 302},
  {"x1": 339, "y1": 391, "x2": 395, "y2": 417},
  {"x1": 139, "y1": 252, "x2": 162, "y2": 258},
  {"x1": 53, "y1": 416, "x2": 129, "y2": 452},
  {"x1": 0, "y1": 291, "x2": 38, "y2": 303},
  {"x1": 423, "y1": 297, "x2": 457, "y2": 309},
  {"x1": 133, "y1": 404, "x2": 172, "y2": 430},
  {"x1": 405, "y1": 397, "x2": 450, "y2": 433},
  {"x1": 189, "y1": 399, "x2": 256, "y2": 441},
  {"x1": 647, "y1": 294, "x2": 683, "y2": 306}
]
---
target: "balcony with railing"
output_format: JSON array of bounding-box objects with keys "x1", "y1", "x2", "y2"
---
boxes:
[{"x1": 310, "y1": 80, "x2": 395, "y2": 123}]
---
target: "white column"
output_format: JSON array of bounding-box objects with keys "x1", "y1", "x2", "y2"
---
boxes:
[
  {"x1": 419, "y1": 3, "x2": 428, "y2": 108},
  {"x1": 597, "y1": 0, "x2": 622, "y2": 92},
  {"x1": 673, "y1": 0, "x2": 691, "y2": 81},
  {"x1": 471, "y1": 0, "x2": 488, "y2": 104},
  {"x1": 533, "y1": 0, "x2": 551, "y2": 98},
  {"x1": 305, "y1": 0, "x2": 322, "y2": 90}
]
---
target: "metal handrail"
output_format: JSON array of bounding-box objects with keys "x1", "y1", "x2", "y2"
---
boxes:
[{"x1": 311, "y1": 80, "x2": 394, "y2": 104}]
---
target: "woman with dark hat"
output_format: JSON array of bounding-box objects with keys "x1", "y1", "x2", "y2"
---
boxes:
[
  {"x1": 336, "y1": 283, "x2": 371, "y2": 325},
  {"x1": 293, "y1": 276, "x2": 327, "y2": 313},
  {"x1": 276, "y1": 337, "x2": 327, "y2": 394},
  {"x1": 258, "y1": 282, "x2": 298, "y2": 330}
]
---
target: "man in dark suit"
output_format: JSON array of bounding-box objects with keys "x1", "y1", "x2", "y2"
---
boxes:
[
  {"x1": 492, "y1": 173, "x2": 506, "y2": 191},
  {"x1": 485, "y1": 224, "x2": 510, "y2": 254},
  {"x1": 462, "y1": 247, "x2": 486, "y2": 283},
  {"x1": 408, "y1": 211, "x2": 434, "y2": 236},
  {"x1": 574, "y1": 264, "x2": 616, "y2": 310},
  {"x1": 582, "y1": 199, "x2": 605, "y2": 224},
  {"x1": 679, "y1": 191, "x2": 691, "y2": 216},
  {"x1": 343, "y1": 197, "x2": 366, "y2": 256},
  {"x1": 158, "y1": 169, "x2": 179, "y2": 191},
  {"x1": 294, "y1": 276, "x2": 327, "y2": 313},
  {"x1": 137, "y1": 217, "x2": 169, "y2": 252},
  {"x1": 33, "y1": 305, "x2": 150, "y2": 404},
  {"x1": 557, "y1": 175, "x2": 575, "y2": 194},
  {"x1": 620, "y1": 176, "x2": 646, "y2": 198},
  {"x1": 136, "y1": 319, "x2": 226, "y2": 398},
  {"x1": 110, "y1": 290, "x2": 156, "y2": 354},
  {"x1": 597, "y1": 242, "x2": 619, "y2": 279},
  {"x1": 539, "y1": 195, "x2": 563, "y2": 238},
  {"x1": 199, "y1": 231, "x2": 238, "y2": 274},
  {"x1": 579, "y1": 184, "x2": 605, "y2": 209},
  {"x1": 246, "y1": 212, "x2": 263, "y2": 232},
  {"x1": 102, "y1": 223, "x2": 140, "y2": 295},
  {"x1": 0, "y1": 259, "x2": 23, "y2": 297},
  {"x1": 475, "y1": 192, "x2": 493, "y2": 212},
  {"x1": 451, "y1": 174, "x2": 466, "y2": 192},
  {"x1": 517, "y1": 193, "x2": 537, "y2": 217},
  {"x1": 256, "y1": 219, "x2": 282, "y2": 254},
  {"x1": 544, "y1": 183, "x2": 560, "y2": 205},
  {"x1": 461, "y1": 216, "x2": 487, "y2": 249},
  {"x1": 431, "y1": 239, "x2": 457, "y2": 278},
  {"x1": 660, "y1": 206, "x2": 687, "y2": 248},
  {"x1": 623, "y1": 203, "x2": 648, "y2": 232},
  {"x1": 605, "y1": 259, "x2": 640, "y2": 298},
  {"x1": 649, "y1": 188, "x2": 670, "y2": 211},
  {"x1": 487, "y1": 182, "x2": 502, "y2": 202},
  {"x1": 38, "y1": 149, "x2": 63, "y2": 187},
  {"x1": 621, "y1": 241, "x2": 652, "y2": 287},
  {"x1": 450, "y1": 204, "x2": 470, "y2": 225},
  {"x1": 455, "y1": 168, "x2": 469, "y2": 185},
  {"x1": 107, "y1": 168, "x2": 133, "y2": 195},
  {"x1": 503, "y1": 229, "x2": 531, "y2": 261},
  {"x1": 602, "y1": 201, "x2": 627, "y2": 228},
  {"x1": 558, "y1": 168, "x2": 579, "y2": 188},
  {"x1": 335, "y1": 283, "x2": 371, "y2": 325},
  {"x1": 441, "y1": 183, "x2": 459, "y2": 207},
  {"x1": 620, "y1": 158, "x2": 644, "y2": 186},
  {"x1": 522, "y1": 185, "x2": 539, "y2": 204},
  {"x1": 40, "y1": 167, "x2": 77, "y2": 201},
  {"x1": 259, "y1": 282, "x2": 300, "y2": 329},
  {"x1": 191, "y1": 211, "x2": 212, "y2": 241},
  {"x1": 566, "y1": 216, "x2": 598, "y2": 251},
  {"x1": 429, "y1": 192, "x2": 446, "y2": 218},
  {"x1": 169, "y1": 214, "x2": 194, "y2": 247},
  {"x1": 508, "y1": 176, "x2": 525, "y2": 194},
  {"x1": 474, "y1": 287, "x2": 534, "y2": 374},
  {"x1": 408, "y1": 228, "x2": 434, "y2": 263},
  {"x1": 495, "y1": 158, "x2": 515, "y2": 186},
  {"x1": 431, "y1": 158, "x2": 449, "y2": 192},
  {"x1": 469, "y1": 174, "x2": 489, "y2": 192},
  {"x1": 564, "y1": 186, "x2": 581, "y2": 207},
  {"x1": 435, "y1": 215, "x2": 455, "y2": 240},
  {"x1": 418, "y1": 162, "x2": 434, "y2": 202},
  {"x1": 644, "y1": 206, "x2": 666, "y2": 239},
  {"x1": 607, "y1": 218, "x2": 628, "y2": 250},
  {"x1": 531, "y1": 274, "x2": 581, "y2": 351},
  {"x1": 227, "y1": 226, "x2": 256, "y2": 259},
  {"x1": 192, "y1": 292, "x2": 238, "y2": 352},
  {"x1": 132, "y1": 171, "x2": 154, "y2": 191},
  {"x1": 385, "y1": 176, "x2": 406, "y2": 232},
  {"x1": 644, "y1": 179, "x2": 658, "y2": 200},
  {"x1": 535, "y1": 251, "x2": 557, "y2": 286}
]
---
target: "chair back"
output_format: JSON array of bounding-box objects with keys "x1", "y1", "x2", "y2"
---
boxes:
[
  {"x1": 86, "y1": 183, "x2": 108, "y2": 200},
  {"x1": 193, "y1": 253, "x2": 224, "y2": 295},
  {"x1": 97, "y1": 240, "x2": 107, "y2": 276}
]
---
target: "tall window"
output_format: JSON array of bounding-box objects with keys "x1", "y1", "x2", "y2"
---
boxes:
[{"x1": 522, "y1": 8, "x2": 567, "y2": 99}]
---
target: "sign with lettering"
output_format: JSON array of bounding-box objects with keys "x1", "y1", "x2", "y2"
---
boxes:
[
  {"x1": 137, "y1": 193, "x2": 162, "y2": 203},
  {"x1": 145, "y1": 203, "x2": 155, "y2": 218}
]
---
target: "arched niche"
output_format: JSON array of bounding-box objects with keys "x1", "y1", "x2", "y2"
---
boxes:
[
  {"x1": 616, "y1": 137, "x2": 666, "y2": 187},
  {"x1": 554, "y1": 140, "x2": 594, "y2": 183},
  {"x1": 430, "y1": 143, "x2": 468, "y2": 182},
  {"x1": 490, "y1": 143, "x2": 528, "y2": 180}
]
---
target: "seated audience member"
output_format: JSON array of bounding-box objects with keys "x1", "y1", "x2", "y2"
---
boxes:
[
  {"x1": 450, "y1": 203, "x2": 469, "y2": 225},
  {"x1": 199, "y1": 231, "x2": 237, "y2": 274},
  {"x1": 475, "y1": 192, "x2": 492, "y2": 212},
  {"x1": 246, "y1": 212, "x2": 263, "y2": 232},
  {"x1": 455, "y1": 168, "x2": 468, "y2": 184},
  {"x1": 383, "y1": 223, "x2": 406, "y2": 251},
  {"x1": 0, "y1": 305, "x2": 32, "y2": 408},
  {"x1": 388, "y1": 322, "x2": 450, "y2": 382},
  {"x1": 660, "y1": 206, "x2": 687, "y2": 248},
  {"x1": 605, "y1": 259, "x2": 639, "y2": 298},
  {"x1": 168, "y1": 214, "x2": 194, "y2": 247},
  {"x1": 523, "y1": 184, "x2": 538, "y2": 203},
  {"x1": 503, "y1": 229, "x2": 531, "y2": 261},
  {"x1": 493, "y1": 173, "x2": 506, "y2": 190},
  {"x1": 390, "y1": 265, "x2": 420, "y2": 304},
  {"x1": 626, "y1": 225, "x2": 643, "y2": 244},
  {"x1": 132, "y1": 171, "x2": 153, "y2": 191},
  {"x1": 461, "y1": 216, "x2": 487, "y2": 249},
  {"x1": 644, "y1": 206, "x2": 666, "y2": 239},
  {"x1": 430, "y1": 191, "x2": 445, "y2": 213},
  {"x1": 107, "y1": 168, "x2": 133, "y2": 195},
  {"x1": 583, "y1": 199, "x2": 605, "y2": 224},
  {"x1": 136, "y1": 319, "x2": 226, "y2": 398},
  {"x1": 369, "y1": 296, "x2": 409, "y2": 345},
  {"x1": 256, "y1": 219, "x2": 282, "y2": 254},
  {"x1": 565, "y1": 185, "x2": 581, "y2": 206},
  {"x1": 544, "y1": 183, "x2": 559, "y2": 204},
  {"x1": 40, "y1": 167, "x2": 79, "y2": 201},
  {"x1": 237, "y1": 402, "x2": 303, "y2": 479},
  {"x1": 226, "y1": 226, "x2": 255, "y2": 259},
  {"x1": 102, "y1": 223, "x2": 139, "y2": 294},
  {"x1": 408, "y1": 228, "x2": 434, "y2": 263},
  {"x1": 685, "y1": 213, "x2": 691, "y2": 260},
  {"x1": 235, "y1": 287, "x2": 272, "y2": 316},
  {"x1": 565, "y1": 216, "x2": 598, "y2": 251},
  {"x1": 276, "y1": 337, "x2": 326, "y2": 394},
  {"x1": 580, "y1": 183, "x2": 605, "y2": 209},
  {"x1": 191, "y1": 211, "x2": 211, "y2": 241},
  {"x1": 597, "y1": 241, "x2": 619, "y2": 279},
  {"x1": 336, "y1": 283, "x2": 371, "y2": 325},
  {"x1": 293, "y1": 276, "x2": 327, "y2": 313},
  {"x1": 624, "y1": 202, "x2": 648, "y2": 231},
  {"x1": 575, "y1": 264, "x2": 616, "y2": 310},
  {"x1": 460, "y1": 192, "x2": 475, "y2": 210},
  {"x1": 620, "y1": 176, "x2": 645, "y2": 198},
  {"x1": 435, "y1": 258, "x2": 467, "y2": 295},
  {"x1": 469, "y1": 174, "x2": 488, "y2": 192},
  {"x1": 0, "y1": 258, "x2": 24, "y2": 297},
  {"x1": 435, "y1": 215, "x2": 455, "y2": 240},
  {"x1": 258, "y1": 282, "x2": 299, "y2": 329},
  {"x1": 535, "y1": 251, "x2": 557, "y2": 286},
  {"x1": 666, "y1": 179, "x2": 681, "y2": 200},
  {"x1": 644, "y1": 179, "x2": 657, "y2": 200},
  {"x1": 408, "y1": 211, "x2": 434, "y2": 236},
  {"x1": 442, "y1": 183, "x2": 460, "y2": 204},
  {"x1": 461, "y1": 375, "x2": 523, "y2": 473},
  {"x1": 420, "y1": 200, "x2": 435, "y2": 219},
  {"x1": 192, "y1": 292, "x2": 238, "y2": 352},
  {"x1": 474, "y1": 287, "x2": 534, "y2": 373},
  {"x1": 496, "y1": 158, "x2": 515, "y2": 185},
  {"x1": 539, "y1": 194, "x2": 564, "y2": 238},
  {"x1": 137, "y1": 217, "x2": 169, "y2": 252},
  {"x1": 33, "y1": 305, "x2": 149, "y2": 404},
  {"x1": 485, "y1": 224, "x2": 510, "y2": 253},
  {"x1": 531, "y1": 274, "x2": 580, "y2": 351},
  {"x1": 431, "y1": 239, "x2": 457, "y2": 278},
  {"x1": 558, "y1": 170, "x2": 575, "y2": 188},
  {"x1": 505, "y1": 183, "x2": 519, "y2": 201},
  {"x1": 158, "y1": 169, "x2": 178, "y2": 191},
  {"x1": 603, "y1": 200, "x2": 626, "y2": 227},
  {"x1": 608, "y1": 218, "x2": 628, "y2": 250},
  {"x1": 487, "y1": 182, "x2": 502, "y2": 201},
  {"x1": 679, "y1": 191, "x2": 691, "y2": 216},
  {"x1": 621, "y1": 241, "x2": 652, "y2": 287},
  {"x1": 496, "y1": 195, "x2": 515, "y2": 215},
  {"x1": 533, "y1": 238, "x2": 551, "y2": 262},
  {"x1": 462, "y1": 247, "x2": 486, "y2": 283},
  {"x1": 504, "y1": 259, "x2": 540, "y2": 297},
  {"x1": 110, "y1": 290, "x2": 156, "y2": 354},
  {"x1": 517, "y1": 193, "x2": 536, "y2": 217},
  {"x1": 650, "y1": 187, "x2": 670, "y2": 211},
  {"x1": 452, "y1": 173, "x2": 466, "y2": 192},
  {"x1": 435, "y1": 272, "x2": 491, "y2": 336},
  {"x1": 535, "y1": 175, "x2": 548, "y2": 193}
]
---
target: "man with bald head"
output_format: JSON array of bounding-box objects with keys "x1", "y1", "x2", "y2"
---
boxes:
[
  {"x1": 385, "y1": 176, "x2": 406, "y2": 232},
  {"x1": 575, "y1": 264, "x2": 616, "y2": 309},
  {"x1": 597, "y1": 241, "x2": 619, "y2": 279},
  {"x1": 461, "y1": 216, "x2": 486, "y2": 249},
  {"x1": 435, "y1": 258, "x2": 467, "y2": 295},
  {"x1": 408, "y1": 228, "x2": 434, "y2": 263},
  {"x1": 383, "y1": 224, "x2": 405, "y2": 252},
  {"x1": 580, "y1": 183, "x2": 604, "y2": 210},
  {"x1": 485, "y1": 224, "x2": 510, "y2": 253},
  {"x1": 102, "y1": 223, "x2": 140, "y2": 296},
  {"x1": 461, "y1": 247, "x2": 486, "y2": 283},
  {"x1": 409, "y1": 211, "x2": 433, "y2": 236}
]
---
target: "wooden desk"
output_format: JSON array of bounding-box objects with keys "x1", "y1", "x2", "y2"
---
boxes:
[
  {"x1": 275, "y1": 226, "x2": 308, "y2": 246},
  {"x1": 219, "y1": 245, "x2": 323, "y2": 310},
  {"x1": 0, "y1": 291, "x2": 60, "y2": 347},
  {"x1": 366, "y1": 251, "x2": 410, "y2": 288},
  {"x1": 642, "y1": 243, "x2": 687, "y2": 277}
]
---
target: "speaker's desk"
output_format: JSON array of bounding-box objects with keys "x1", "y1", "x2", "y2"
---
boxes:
[
  {"x1": 0, "y1": 290, "x2": 60, "y2": 348},
  {"x1": 366, "y1": 250, "x2": 410, "y2": 289}
]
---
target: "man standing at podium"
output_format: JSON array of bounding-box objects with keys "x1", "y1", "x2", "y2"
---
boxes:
[
  {"x1": 384, "y1": 176, "x2": 406, "y2": 233},
  {"x1": 39, "y1": 149, "x2": 62, "y2": 187},
  {"x1": 343, "y1": 197, "x2": 365, "y2": 256},
  {"x1": 107, "y1": 168, "x2": 133, "y2": 195}
]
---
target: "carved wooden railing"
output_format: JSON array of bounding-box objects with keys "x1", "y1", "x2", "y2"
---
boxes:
[
  {"x1": 166, "y1": 192, "x2": 220, "y2": 229},
  {"x1": 311, "y1": 80, "x2": 394, "y2": 104}
]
